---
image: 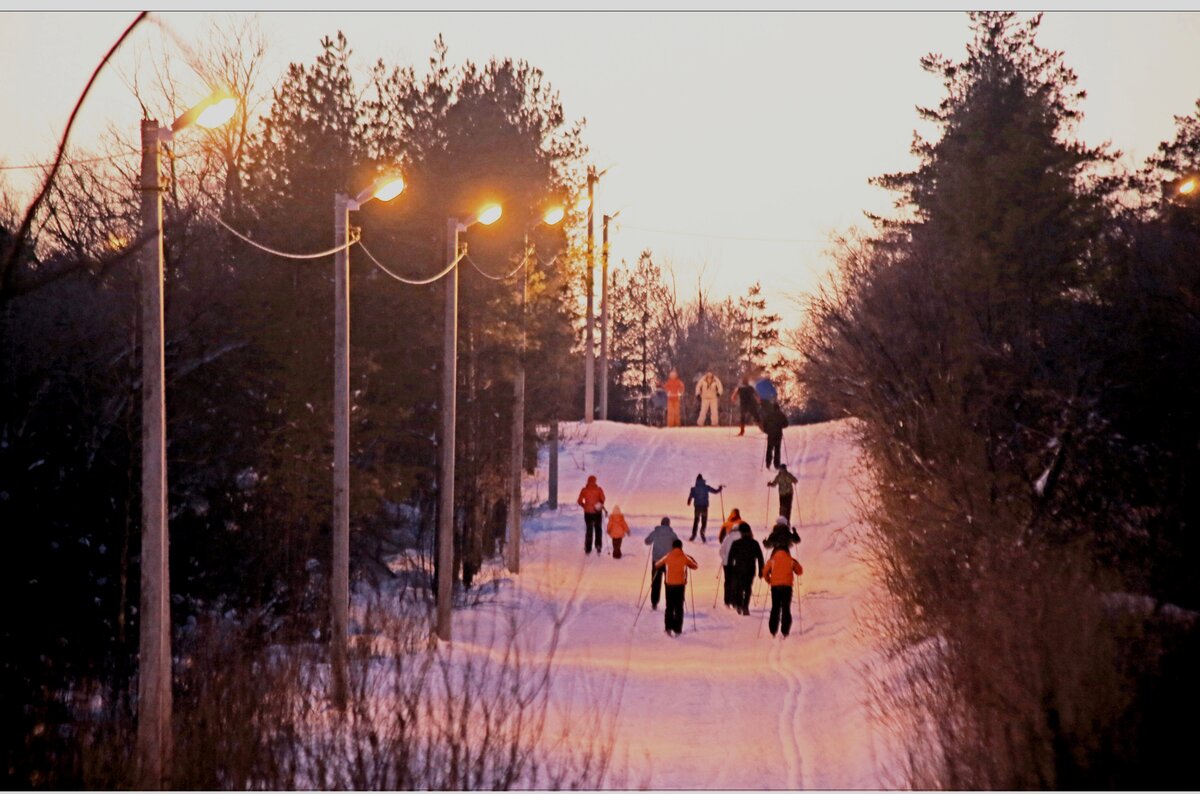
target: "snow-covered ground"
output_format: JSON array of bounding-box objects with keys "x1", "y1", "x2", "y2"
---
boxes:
[{"x1": 451, "y1": 419, "x2": 901, "y2": 789}]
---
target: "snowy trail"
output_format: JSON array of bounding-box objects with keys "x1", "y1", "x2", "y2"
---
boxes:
[{"x1": 453, "y1": 419, "x2": 897, "y2": 789}]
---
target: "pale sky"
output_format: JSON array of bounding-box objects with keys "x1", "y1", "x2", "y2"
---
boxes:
[{"x1": 4, "y1": 8, "x2": 1200, "y2": 313}]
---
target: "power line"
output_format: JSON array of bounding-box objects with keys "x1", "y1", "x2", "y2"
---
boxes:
[
  {"x1": 357, "y1": 239, "x2": 464, "y2": 286},
  {"x1": 213, "y1": 215, "x2": 356, "y2": 260},
  {"x1": 464, "y1": 251, "x2": 528, "y2": 281},
  {"x1": 0, "y1": 151, "x2": 134, "y2": 172}
]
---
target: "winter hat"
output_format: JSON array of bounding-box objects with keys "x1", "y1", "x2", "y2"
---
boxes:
[
  {"x1": 779, "y1": 464, "x2": 788, "y2": 471},
  {"x1": 661, "y1": 516, "x2": 671, "y2": 526},
  {"x1": 738, "y1": 522, "x2": 753, "y2": 536},
  {"x1": 612, "y1": 505, "x2": 621, "y2": 513},
  {"x1": 671, "y1": 539, "x2": 683, "y2": 549},
  {"x1": 775, "y1": 516, "x2": 789, "y2": 526},
  {"x1": 587, "y1": 475, "x2": 597, "y2": 485}
]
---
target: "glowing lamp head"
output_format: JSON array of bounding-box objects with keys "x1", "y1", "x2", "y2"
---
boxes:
[
  {"x1": 1179, "y1": 178, "x2": 1197, "y2": 196},
  {"x1": 543, "y1": 206, "x2": 565, "y2": 226},
  {"x1": 373, "y1": 176, "x2": 406, "y2": 202},
  {"x1": 477, "y1": 204, "x2": 503, "y2": 226},
  {"x1": 195, "y1": 96, "x2": 237, "y2": 129}
]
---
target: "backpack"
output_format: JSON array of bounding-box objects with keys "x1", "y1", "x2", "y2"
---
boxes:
[{"x1": 754, "y1": 377, "x2": 777, "y2": 403}]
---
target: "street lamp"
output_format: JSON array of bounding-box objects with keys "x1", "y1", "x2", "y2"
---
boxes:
[
  {"x1": 136, "y1": 86, "x2": 237, "y2": 789},
  {"x1": 507, "y1": 205, "x2": 565, "y2": 575},
  {"x1": 331, "y1": 173, "x2": 406, "y2": 709},
  {"x1": 600, "y1": 209, "x2": 622, "y2": 422},
  {"x1": 1179, "y1": 177, "x2": 1197, "y2": 196},
  {"x1": 437, "y1": 202, "x2": 502, "y2": 642}
]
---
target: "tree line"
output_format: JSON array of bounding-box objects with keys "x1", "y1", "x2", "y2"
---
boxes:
[
  {"x1": 796, "y1": 12, "x2": 1200, "y2": 788},
  {"x1": 0, "y1": 27, "x2": 594, "y2": 786},
  {"x1": 0, "y1": 22, "x2": 793, "y2": 784}
]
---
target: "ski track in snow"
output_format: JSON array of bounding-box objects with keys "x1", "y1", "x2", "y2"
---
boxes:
[{"x1": 449, "y1": 419, "x2": 897, "y2": 790}]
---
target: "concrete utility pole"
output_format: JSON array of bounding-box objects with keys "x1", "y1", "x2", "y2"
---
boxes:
[
  {"x1": 437, "y1": 218, "x2": 459, "y2": 642},
  {"x1": 137, "y1": 117, "x2": 172, "y2": 790},
  {"x1": 506, "y1": 237, "x2": 530, "y2": 574},
  {"x1": 330, "y1": 194, "x2": 351, "y2": 709},
  {"x1": 584, "y1": 166, "x2": 596, "y2": 423},
  {"x1": 600, "y1": 211, "x2": 621, "y2": 422},
  {"x1": 548, "y1": 421, "x2": 558, "y2": 509}
]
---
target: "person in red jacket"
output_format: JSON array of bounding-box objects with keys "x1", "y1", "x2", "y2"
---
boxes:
[
  {"x1": 653, "y1": 539, "x2": 699, "y2": 636},
  {"x1": 606, "y1": 505, "x2": 631, "y2": 559},
  {"x1": 762, "y1": 545, "x2": 803, "y2": 638},
  {"x1": 577, "y1": 475, "x2": 606, "y2": 555},
  {"x1": 662, "y1": 369, "x2": 685, "y2": 427}
]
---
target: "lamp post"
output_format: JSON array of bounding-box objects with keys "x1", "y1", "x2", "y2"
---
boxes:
[
  {"x1": 584, "y1": 167, "x2": 596, "y2": 423},
  {"x1": 437, "y1": 203, "x2": 502, "y2": 642},
  {"x1": 136, "y1": 88, "x2": 236, "y2": 790},
  {"x1": 599, "y1": 210, "x2": 621, "y2": 422},
  {"x1": 331, "y1": 174, "x2": 406, "y2": 709},
  {"x1": 507, "y1": 206, "x2": 565, "y2": 575}
]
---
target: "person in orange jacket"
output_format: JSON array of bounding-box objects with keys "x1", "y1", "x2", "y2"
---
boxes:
[
  {"x1": 717, "y1": 508, "x2": 742, "y2": 543},
  {"x1": 577, "y1": 475, "x2": 606, "y2": 555},
  {"x1": 606, "y1": 505, "x2": 631, "y2": 559},
  {"x1": 762, "y1": 544, "x2": 803, "y2": 638},
  {"x1": 662, "y1": 369, "x2": 685, "y2": 427},
  {"x1": 653, "y1": 539, "x2": 699, "y2": 636}
]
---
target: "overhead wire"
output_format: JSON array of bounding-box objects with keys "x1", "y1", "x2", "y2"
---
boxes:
[
  {"x1": 356, "y1": 239, "x2": 465, "y2": 286},
  {"x1": 464, "y1": 251, "x2": 528, "y2": 281},
  {"x1": 213, "y1": 215, "x2": 357, "y2": 260},
  {"x1": 0, "y1": 152, "x2": 136, "y2": 171}
]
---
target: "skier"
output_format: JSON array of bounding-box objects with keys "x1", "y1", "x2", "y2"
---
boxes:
[
  {"x1": 653, "y1": 539, "x2": 699, "y2": 636},
  {"x1": 767, "y1": 464, "x2": 799, "y2": 523},
  {"x1": 663, "y1": 369, "x2": 685, "y2": 428},
  {"x1": 728, "y1": 523, "x2": 765, "y2": 615},
  {"x1": 733, "y1": 376, "x2": 760, "y2": 436},
  {"x1": 695, "y1": 371, "x2": 723, "y2": 426},
  {"x1": 650, "y1": 387, "x2": 668, "y2": 427},
  {"x1": 762, "y1": 543, "x2": 803, "y2": 637},
  {"x1": 607, "y1": 505, "x2": 631, "y2": 559},
  {"x1": 762, "y1": 399, "x2": 788, "y2": 469},
  {"x1": 717, "y1": 507, "x2": 743, "y2": 542},
  {"x1": 644, "y1": 517, "x2": 680, "y2": 610},
  {"x1": 576, "y1": 475, "x2": 606, "y2": 555},
  {"x1": 763, "y1": 516, "x2": 801, "y2": 553},
  {"x1": 718, "y1": 513, "x2": 744, "y2": 608},
  {"x1": 686, "y1": 474, "x2": 724, "y2": 543}
]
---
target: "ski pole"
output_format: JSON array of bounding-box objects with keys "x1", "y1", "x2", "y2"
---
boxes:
[
  {"x1": 712, "y1": 565, "x2": 722, "y2": 609},
  {"x1": 633, "y1": 564, "x2": 653, "y2": 629},
  {"x1": 689, "y1": 573, "x2": 698, "y2": 633},
  {"x1": 757, "y1": 577, "x2": 768, "y2": 638},
  {"x1": 719, "y1": 487, "x2": 725, "y2": 521},
  {"x1": 635, "y1": 546, "x2": 651, "y2": 608},
  {"x1": 795, "y1": 582, "x2": 801, "y2": 637}
]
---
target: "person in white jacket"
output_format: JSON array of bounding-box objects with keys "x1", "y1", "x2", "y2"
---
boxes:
[{"x1": 695, "y1": 371, "x2": 723, "y2": 426}]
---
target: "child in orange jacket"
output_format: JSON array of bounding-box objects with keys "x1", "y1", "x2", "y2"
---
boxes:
[
  {"x1": 653, "y1": 539, "x2": 698, "y2": 636},
  {"x1": 762, "y1": 546, "x2": 803, "y2": 638},
  {"x1": 606, "y1": 506, "x2": 631, "y2": 559}
]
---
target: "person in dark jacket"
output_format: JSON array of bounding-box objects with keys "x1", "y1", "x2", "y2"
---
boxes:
[
  {"x1": 761, "y1": 400, "x2": 788, "y2": 469},
  {"x1": 733, "y1": 376, "x2": 760, "y2": 436},
  {"x1": 727, "y1": 523, "x2": 765, "y2": 615},
  {"x1": 643, "y1": 517, "x2": 680, "y2": 610},
  {"x1": 763, "y1": 516, "x2": 801, "y2": 553},
  {"x1": 686, "y1": 474, "x2": 723, "y2": 542}
]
